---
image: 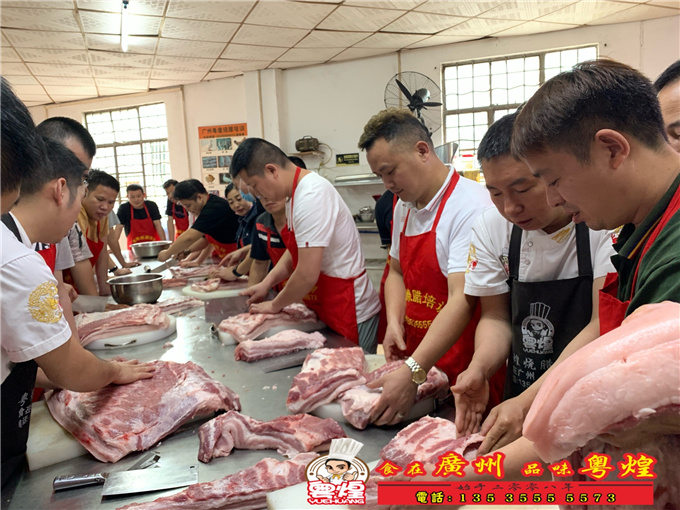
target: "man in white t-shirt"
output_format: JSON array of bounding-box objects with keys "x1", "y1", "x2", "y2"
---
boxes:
[
  {"x1": 0, "y1": 84, "x2": 154, "y2": 487},
  {"x1": 453, "y1": 112, "x2": 616, "y2": 467},
  {"x1": 230, "y1": 138, "x2": 380, "y2": 353},
  {"x1": 358, "y1": 108, "x2": 505, "y2": 427}
]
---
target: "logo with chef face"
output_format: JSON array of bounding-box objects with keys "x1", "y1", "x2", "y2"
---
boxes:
[
  {"x1": 306, "y1": 439, "x2": 368, "y2": 505},
  {"x1": 521, "y1": 302, "x2": 555, "y2": 354}
]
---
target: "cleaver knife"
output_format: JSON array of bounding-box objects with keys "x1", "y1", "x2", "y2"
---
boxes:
[
  {"x1": 53, "y1": 464, "x2": 198, "y2": 496},
  {"x1": 145, "y1": 257, "x2": 179, "y2": 274}
]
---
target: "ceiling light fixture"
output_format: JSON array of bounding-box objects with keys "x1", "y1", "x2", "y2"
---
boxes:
[{"x1": 121, "y1": 0, "x2": 129, "y2": 52}]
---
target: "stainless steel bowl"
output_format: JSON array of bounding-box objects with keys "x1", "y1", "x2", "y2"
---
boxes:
[
  {"x1": 130, "y1": 241, "x2": 172, "y2": 259},
  {"x1": 107, "y1": 273, "x2": 163, "y2": 305}
]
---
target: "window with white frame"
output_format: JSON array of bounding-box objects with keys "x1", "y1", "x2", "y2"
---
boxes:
[
  {"x1": 84, "y1": 103, "x2": 171, "y2": 211},
  {"x1": 442, "y1": 45, "x2": 598, "y2": 172}
]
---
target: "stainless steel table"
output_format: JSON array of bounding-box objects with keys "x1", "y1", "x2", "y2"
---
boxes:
[{"x1": 4, "y1": 264, "x2": 453, "y2": 510}]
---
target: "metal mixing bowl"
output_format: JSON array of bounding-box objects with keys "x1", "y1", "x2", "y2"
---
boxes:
[
  {"x1": 107, "y1": 273, "x2": 163, "y2": 305},
  {"x1": 130, "y1": 240, "x2": 172, "y2": 259}
]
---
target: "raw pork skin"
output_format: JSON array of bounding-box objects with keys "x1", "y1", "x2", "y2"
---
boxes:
[
  {"x1": 524, "y1": 301, "x2": 680, "y2": 462},
  {"x1": 234, "y1": 330, "x2": 326, "y2": 362},
  {"x1": 219, "y1": 303, "x2": 319, "y2": 343},
  {"x1": 116, "y1": 452, "x2": 317, "y2": 510},
  {"x1": 197, "y1": 410, "x2": 346, "y2": 462},
  {"x1": 46, "y1": 360, "x2": 241, "y2": 462},
  {"x1": 75, "y1": 304, "x2": 169, "y2": 346}
]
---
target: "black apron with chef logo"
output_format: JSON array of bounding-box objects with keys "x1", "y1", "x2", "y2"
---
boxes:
[
  {"x1": 504, "y1": 223, "x2": 593, "y2": 400},
  {"x1": 1, "y1": 215, "x2": 39, "y2": 487}
]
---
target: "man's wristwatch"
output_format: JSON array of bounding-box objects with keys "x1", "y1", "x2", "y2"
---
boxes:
[
  {"x1": 232, "y1": 267, "x2": 243, "y2": 278},
  {"x1": 405, "y1": 357, "x2": 427, "y2": 385}
]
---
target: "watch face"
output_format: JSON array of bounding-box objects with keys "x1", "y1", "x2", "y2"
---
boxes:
[{"x1": 413, "y1": 368, "x2": 427, "y2": 385}]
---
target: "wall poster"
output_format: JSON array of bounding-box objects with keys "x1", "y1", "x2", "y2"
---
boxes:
[{"x1": 198, "y1": 123, "x2": 247, "y2": 195}]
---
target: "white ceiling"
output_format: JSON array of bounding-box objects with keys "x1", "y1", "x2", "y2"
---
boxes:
[{"x1": 2, "y1": 0, "x2": 678, "y2": 106}]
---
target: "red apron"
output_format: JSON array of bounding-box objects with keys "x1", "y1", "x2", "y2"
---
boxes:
[
  {"x1": 599, "y1": 183, "x2": 680, "y2": 335},
  {"x1": 261, "y1": 222, "x2": 288, "y2": 292},
  {"x1": 398, "y1": 173, "x2": 484, "y2": 390},
  {"x1": 36, "y1": 244, "x2": 57, "y2": 273},
  {"x1": 63, "y1": 222, "x2": 105, "y2": 292},
  {"x1": 205, "y1": 234, "x2": 236, "y2": 259},
  {"x1": 279, "y1": 167, "x2": 363, "y2": 344},
  {"x1": 172, "y1": 202, "x2": 190, "y2": 239},
  {"x1": 377, "y1": 194, "x2": 399, "y2": 342},
  {"x1": 126, "y1": 203, "x2": 161, "y2": 249}
]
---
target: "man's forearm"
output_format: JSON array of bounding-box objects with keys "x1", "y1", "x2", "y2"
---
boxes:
[
  {"x1": 108, "y1": 234, "x2": 127, "y2": 266},
  {"x1": 154, "y1": 220, "x2": 166, "y2": 241},
  {"x1": 469, "y1": 315, "x2": 513, "y2": 379},
  {"x1": 271, "y1": 266, "x2": 317, "y2": 310},
  {"x1": 71, "y1": 259, "x2": 98, "y2": 295},
  {"x1": 262, "y1": 251, "x2": 294, "y2": 289},
  {"x1": 248, "y1": 259, "x2": 270, "y2": 287},
  {"x1": 384, "y1": 265, "x2": 406, "y2": 327},
  {"x1": 167, "y1": 222, "x2": 175, "y2": 241},
  {"x1": 95, "y1": 242, "x2": 110, "y2": 294}
]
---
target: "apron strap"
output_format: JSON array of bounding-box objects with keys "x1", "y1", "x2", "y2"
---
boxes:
[
  {"x1": 574, "y1": 222, "x2": 593, "y2": 278},
  {"x1": 1, "y1": 213, "x2": 22, "y2": 243},
  {"x1": 508, "y1": 224, "x2": 522, "y2": 281}
]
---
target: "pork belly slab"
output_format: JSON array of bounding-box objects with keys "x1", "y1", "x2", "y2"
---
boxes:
[
  {"x1": 47, "y1": 360, "x2": 241, "y2": 463},
  {"x1": 234, "y1": 330, "x2": 326, "y2": 362},
  {"x1": 169, "y1": 265, "x2": 219, "y2": 278},
  {"x1": 524, "y1": 301, "x2": 680, "y2": 463},
  {"x1": 162, "y1": 278, "x2": 188, "y2": 288},
  {"x1": 218, "y1": 303, "x2": 318, "y2": 343},
  {"x1": 117, "y1": 453, "x2": 317, "y2": 510},
  {"x1": 156, "y1": 296, "x2": 203, "y2": 315},
  {"x1": 197, "y1": 410, "x2": 346, "y2": 462},
  {"x1": 75, "y1": 304, "x2": 170, "y2": 346},
  {"x1": 286, "y1": 347, "x2": 367, "y2": 414}
]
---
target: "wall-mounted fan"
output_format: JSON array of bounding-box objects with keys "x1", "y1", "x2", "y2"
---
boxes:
[{"x1": 384, "y1": 71, "x2": 443, "y2": 136}]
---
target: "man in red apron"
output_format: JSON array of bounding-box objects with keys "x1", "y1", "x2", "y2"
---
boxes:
[
  {"x1": 62, "y1": 170, "x2": 120, "y2": 295},
  {"x1": 230, "y1": 138, "x2": 381, "y2": 352},
  {"x1": 358, "y1": 108, "x2": 505, "y2": 426},
  {"x1": 157, "y1": 179, "x2": 238, "y2": 263},
  {"x1": 117, "y1": 184, "x2": 165, "y2": 249},
  {"x1": 163, "y1": 179, "x2": 190, "y2": 240},
  {"x1": 1, "y1": 95, "x2": 154, "y2": 488},
  {"x1": 513, "y1": 60, "x2": 680, "y2": 444}
]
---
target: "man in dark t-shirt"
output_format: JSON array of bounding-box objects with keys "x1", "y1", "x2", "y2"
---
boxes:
[{"x1": 157, "y1": 179, "x2": 239, "y2": 262}]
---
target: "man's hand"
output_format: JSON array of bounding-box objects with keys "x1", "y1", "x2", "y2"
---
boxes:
[
  {"x1": 113, "y1": 267, "x2": 132, "y2": 276},
  {"x1": 61, "y1": 283, "x2": 78, "y2": 302},
  {"x1": 180, "y1": 260, "x2": 199, "y2": 268},
  {"x1": 477, "y1": 396, "x2": 529, "y2": 455},
  {"x1": 122, "y1": 260, "x2": 140, "y2": 268},
  {"x1": 110, "y1": 359, "x2": 155, "y2": 385},
  {"x1": 99, "y1": 284, "x2": 111, "y2": 296},
  {"x1": 211, "y1": 266, "x2": 238, "y2": 282},
  {"x1": 157, "y1": 249, "x2": 170, "y2": 262},
  {"x1": 451, "y1": 366, "x2": 489, "y2": 436},
  {"x1": 368, "y1": 365, "x2": 417, "y2": 426},
  {"x1": 241, "y1": 282, "x2": 269, "y2": 306},
  {"x1": 383, "y1": 322, "x2": 407, "y2": 362},
  {"x1": 249, "y1": 300, "x2": 283, "y2": 315},
  {"x1": 219, "y1": 247, "x2": 248, "y2": 267}
]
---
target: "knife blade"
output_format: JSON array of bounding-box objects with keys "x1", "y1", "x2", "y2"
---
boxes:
[
  {"x1": 127, "y1": 451, "x2": 160, "y2": 471},
  {"x1": 71, "y1": 295, "x2": 109, "y2": 313},
  {"x1": 53, "y1": 464, "x2": 197, "y2": 495},
  {"x1": 146, "y1": 257, "x2": 179, "y2": 274}
]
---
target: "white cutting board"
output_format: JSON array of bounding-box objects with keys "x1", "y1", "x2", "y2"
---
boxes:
[
  {"x1": 218, "y1": 321, "x2": 326, "y2": 346},
  {"x1": 181, "y1": 282, "x2": 248, "y2": 300},
  {"x1": 26, "y1": 400, "x2": 87, "y2": 471},
  {"x1": 310, "y1": 355, "x2": 436, "y2": 427},
  {"x1": 85, "y1": 315, "x2": 176, "y2": 350}
]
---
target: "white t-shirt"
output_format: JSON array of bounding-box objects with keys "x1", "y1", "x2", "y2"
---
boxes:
[
  {"x1": 1, "y1": 222, "x2": 71, "y2": 384},
  {"x1": 390, "y1": 167, "x2": 493, "y2": 277},
  {"x1": 286, "y1": 172, "x2": 380, "y2": 323},
  {"x1": 464, "y1": 206, "x2": 617, "y2": 297}
]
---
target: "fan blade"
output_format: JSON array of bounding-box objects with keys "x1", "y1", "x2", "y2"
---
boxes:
[
  {"x1": 395, "y1": 79, "x2": 414, "y2": 103},
  {"x1": 422, "y1": 101, "x2": 442, "y2": 107}
]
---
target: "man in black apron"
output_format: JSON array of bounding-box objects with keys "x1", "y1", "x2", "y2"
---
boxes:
[
  {"x1": 454, "y1": 112, "x2": 615, "y2": 456},
  {"x1": 1, "y1": 101, "x2": 155, "y2": 486}
]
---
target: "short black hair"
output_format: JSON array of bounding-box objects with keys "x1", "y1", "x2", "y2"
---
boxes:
[
  {"x1": 36, "y1": 116, "x2": 97, "y2": 159},
  {"x1": 358, "y1": 108, "x2": 434, "y2": 152},
  {"x1": 1, "y1": 77, "x2": 45, "y2": 193},
  {"x1": 20, "y1": 137, "x2": 87, "y2": 203},
  {"x1": 513, "y1": 59, "x2": 667, "y2": 162},
  {"x1": 325, "y1": 459, "x2": 351, "y2": 469},
  {"x1": 87, "y1": 170, "x2": 120, "y2": 194},
  {"x1": 288, "y1": 156, "x2": 307, "y2": 169},
  {"x1": 162, "y1": 179, "x2": 178, "y2": 189},
  {"x1": 174, "y1": 179, "x2": 206, "y2": 201},
  {"x1": 230, "y1": 138, "x2": 291, "y2": 178},
  {"x1": 654, "y1": 60, "x2": 680, "y2": 93},
  {"x1": 126, "y1": 184, "x2": 144, "y2": 193},
  {"x1": 225, "y1": 182, "x2": 237, "y2": 196},
  {"x1": 478, "y1": 111, "x2": 518, "y2": 163}
]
